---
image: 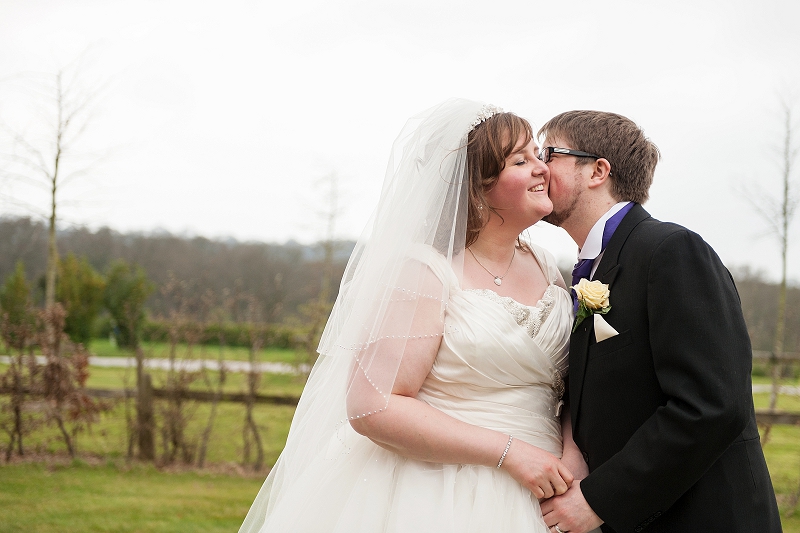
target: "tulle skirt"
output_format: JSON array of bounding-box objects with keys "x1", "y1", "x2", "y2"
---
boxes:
[{"x1": 241, "y1": 430, "x2": 552, "y2": 533}]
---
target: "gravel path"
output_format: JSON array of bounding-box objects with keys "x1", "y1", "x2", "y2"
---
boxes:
[
  {"x1": 0, "y1": 355, "x2": 301, "y2": 374},
  {"x1": 1, "y1": 356, "x2": 796, "y2": 387}
]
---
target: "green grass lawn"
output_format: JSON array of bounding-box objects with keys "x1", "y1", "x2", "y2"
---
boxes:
[
  {"x1": 6, "y1": 399, "x2": 296, "y2": 468},
  {"x1": 82, "y1": 365, "x2": 307, "y2": 398},
  {"x1": 2, "y1": 370, "x2": 800, "y2": 530},
  {"x1": 1, "y1": 432, "x2": 799, "y2": 532},
  {"x1": 749, "y1": 384, "x2": 800, "y2": 530},
  {"x1": 759, "y1": 423, "x2": 800, "y2": 531},
  {"x1": 87, "y1": 338, "x2": 299, "y2": 364},
  {"x1": 0, "y1": 366, "x2": 298, "y2": 466},
  {"x1": 0, "y1": 460, "x2": 264, "y2": 533}
]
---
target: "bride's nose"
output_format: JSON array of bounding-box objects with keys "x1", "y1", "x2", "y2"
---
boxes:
[{"x1": 532, "y1": 158, "x2": 549, "y2": 178}]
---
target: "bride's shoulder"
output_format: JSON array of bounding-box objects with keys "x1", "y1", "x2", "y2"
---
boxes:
[
  {"x1": 521, "y1": 241, "x2": 563, "y2": 286},
  {"x1": 521, "y1": 240, "x2": 555, "y2": 267},
  {"x1": 407, "y1": 243, "x2": 459, "y2": 289}
]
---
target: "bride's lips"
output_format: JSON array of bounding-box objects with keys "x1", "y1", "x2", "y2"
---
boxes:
[{"x1": 528, "y1": 183, "x2": 545, "y2": 192}]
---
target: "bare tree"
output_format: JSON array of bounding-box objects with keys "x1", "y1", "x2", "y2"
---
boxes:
[
  {"x1": 36, "y1": 304, "x2": 106, "y2": 457},
  {"x1": 318, "y1": 171, "x2": 342, "y2": 302},
  {"x1": 741, "y1": 95, "x2": 800, "y2": 444},
  {"x1": 0, "y1": 59, "x2": 107, "y2": 309},
  {"x1": 294, "y1": 172, "x2": 345, "y2": 376},
  {"x1": 157, "y1": 275, "x2": 202, "y2": 465},
  {"x1": 240, "y1": 294, "x2": 265, "y2": 471},
  {"x1": 196, "y1": 289, "x2": 230, "y2": 469}
]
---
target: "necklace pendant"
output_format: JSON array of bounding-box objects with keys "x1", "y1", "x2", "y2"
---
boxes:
[{"x1": 494, "y1": 277, "x2": 502, "y2": 286}]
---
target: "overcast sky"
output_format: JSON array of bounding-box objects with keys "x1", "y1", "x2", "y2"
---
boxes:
[{"x1": 1, "y1": 0, "x2": 799, "y2": 281}]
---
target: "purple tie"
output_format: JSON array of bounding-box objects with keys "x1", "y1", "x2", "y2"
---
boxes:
[
  {"x1": 571, "y1": 258, "x2": 594, "y2": 287},
  {"x1": 571, "y1": 203, "x2": 634, "y2": 309}
]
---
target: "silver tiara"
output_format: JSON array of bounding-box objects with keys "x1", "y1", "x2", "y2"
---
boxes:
[{"x1": 468, "y1": 104, "x2": 504, "y2": 132}]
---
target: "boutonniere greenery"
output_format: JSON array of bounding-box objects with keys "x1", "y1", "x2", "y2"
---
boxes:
[{"x1": 572, "y1": 278, "x2": 611, "y2": 332}]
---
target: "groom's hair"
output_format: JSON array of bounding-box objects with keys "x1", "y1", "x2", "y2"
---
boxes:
[{"x1": 537, "y1": 111, "x2": 660, "y2": 204}]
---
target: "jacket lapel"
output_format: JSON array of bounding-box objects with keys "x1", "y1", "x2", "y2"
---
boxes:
[
  {"x1": 593, "y1": 203, "x2": 649, "y2": 285},
  {"x1": 570, "y1": 204, "x2": 651, "y2": 434}
]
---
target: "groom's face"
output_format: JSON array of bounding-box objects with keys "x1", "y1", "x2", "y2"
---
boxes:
[{"x1": 541, "y1": 136, "x2": 585, "y2": 227}]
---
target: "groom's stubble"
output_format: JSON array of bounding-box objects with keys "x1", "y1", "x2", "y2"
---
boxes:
[{"x1": 543, "y1": 188, "x2": 583, "y2": 228}]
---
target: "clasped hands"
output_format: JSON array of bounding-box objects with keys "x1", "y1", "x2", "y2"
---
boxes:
[
  {"x1": 500, "y1": 440, "x2": 603, "y2": 533},
  {"x1": 540, "y1": 480, "x2": 603, "y2": 533}
]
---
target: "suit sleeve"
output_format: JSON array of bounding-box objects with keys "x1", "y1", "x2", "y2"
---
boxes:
[{"x1": 580, "y1": 230, "x2": 754, "y2": 532}]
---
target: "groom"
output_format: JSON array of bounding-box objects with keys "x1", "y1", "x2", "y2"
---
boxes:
[{"x1": 537, "y1": 111, "x2": 782, "y2": 532}]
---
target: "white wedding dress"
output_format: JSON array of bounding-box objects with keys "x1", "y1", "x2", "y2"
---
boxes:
[{"x1": 241, "y1": 243, "x2": 572, "y2": 533}]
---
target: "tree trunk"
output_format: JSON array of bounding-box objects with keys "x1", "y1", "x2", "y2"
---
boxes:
[
  {"x1": 242, "y1": 340, "x2": 264, "y2": 470},
  {"x1": 763, "y1": 101, "x2": 795, "y2": 446},
  {"x1": 136, "y1": 366, "x2": 155, "y2": 461},
  {"x1": 54, "y1": 412, "x2": 74, "y2": 457},
  {"x1": 244, "y1": 398, "x2": 264, "y2": 471},
  {"x1": 44, "y1": 73, "x2": 64, "y2": 311},
  {"x1": 5, "y1": 432, "x2": 16, "y2": 462},
  {"x1": 45, "y1": 188, "x2": 57, "y2": 309},
  {"x1": 197, "y1": 343, "x2": 226, "y2": 469},
  {"x1": 10, "y1": 357, "x2": 25, "y2": 458}
]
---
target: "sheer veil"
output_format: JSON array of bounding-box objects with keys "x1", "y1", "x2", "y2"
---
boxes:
[{"x1": 240, "y1": 99, "x2": 499, "y2": 532}]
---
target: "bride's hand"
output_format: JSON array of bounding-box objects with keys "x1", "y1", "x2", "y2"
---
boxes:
[{"x1": 499, "y1": 439, "x2": 574, "y2": 499}]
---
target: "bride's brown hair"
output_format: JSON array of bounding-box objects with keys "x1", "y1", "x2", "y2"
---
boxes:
[{"x1": 465, "y1": 112, "x2": 533, "y2": 249}]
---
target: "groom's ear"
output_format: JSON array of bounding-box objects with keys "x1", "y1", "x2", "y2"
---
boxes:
[{"x1": 586, "y1": 158, "x2": 612, "y2": 190}]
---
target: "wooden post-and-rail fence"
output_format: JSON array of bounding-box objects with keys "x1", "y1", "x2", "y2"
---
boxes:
[
  {"x1": 752, "y1": 350, "x2": 800, "y2": 426},
  {"x1": 1, "y1": 350, "x2": 799, "y2": 424},
  {"x1": 0, "y1": 385, "x2": 300, "y2": 406}
]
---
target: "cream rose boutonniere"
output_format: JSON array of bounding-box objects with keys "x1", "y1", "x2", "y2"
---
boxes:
[{"x1": 572, "y1": 278, "x2": 611, "y2": 332}]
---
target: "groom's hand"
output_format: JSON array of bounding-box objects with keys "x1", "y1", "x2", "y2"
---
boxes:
[{"x1": 541, "y1": 480, "x2": 603, "y2": 533}]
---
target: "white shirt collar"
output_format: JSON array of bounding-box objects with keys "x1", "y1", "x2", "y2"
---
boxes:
[{"x1": 578, "y1": 201, "x2": 631, "y2": 261}]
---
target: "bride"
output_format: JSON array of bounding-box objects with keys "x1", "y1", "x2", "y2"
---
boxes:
[{"x1": 239, "y1": 99, "x2": 586, "y2": 532}]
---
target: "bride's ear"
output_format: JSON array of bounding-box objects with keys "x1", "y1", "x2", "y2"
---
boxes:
[{"x1": 586, "y1": 159, "x2": 612, "y2": 190}]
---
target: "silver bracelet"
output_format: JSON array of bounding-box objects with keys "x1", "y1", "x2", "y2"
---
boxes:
[{"x1": 496, "y1": 435, "x2": 513, "y2": 468}]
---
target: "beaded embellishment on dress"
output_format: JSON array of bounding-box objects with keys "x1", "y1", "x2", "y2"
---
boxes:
[
  {"x1": 465, "y1": 285, "x2": 565, "y2": 408},
  {"x1": 466, "y1": 285, "x2": 556, "y2": 339}
]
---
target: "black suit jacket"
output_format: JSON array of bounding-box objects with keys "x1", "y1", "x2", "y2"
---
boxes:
[{"x1": 570, "y1": 204, "x2": 781, "y2": 532}]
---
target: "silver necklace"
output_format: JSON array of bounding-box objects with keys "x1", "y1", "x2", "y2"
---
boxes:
[{"x1": 468, "y1": 247, "x2": 515, "y2": 286}]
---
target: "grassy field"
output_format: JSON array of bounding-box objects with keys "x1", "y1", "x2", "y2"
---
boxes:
[
  {"x1": 87, "y1": 338, "x2": 299, "y2": 364},
  {"x1": 0, "y1": 460, "x2": 264, "y2": 533},
  {"x1": 0, "y1": 362, "x2": 300, "y2": 466},
  {"x1": 2, "y1": 370, "x2": 800, "y2": 530},
  {"x1": 753, "y1": 378, "x2": 800, "y2": 530},
  {"x1": 13, "y1": 400, "x2": 298, "y2": 467},
  {"x1": 81, "y1": 364, "x2": 307, "y2": 397},
  {"x1": 763, "y1": 425, "x2": 800, "y2": 531},
  {"x1": 1, "y1": 432, "x2": 799, "y2": 532}
]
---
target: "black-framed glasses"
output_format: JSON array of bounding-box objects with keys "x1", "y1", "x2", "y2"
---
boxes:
[{"x1": 538, "y1": 146, "x2": 602, "y2": 164}]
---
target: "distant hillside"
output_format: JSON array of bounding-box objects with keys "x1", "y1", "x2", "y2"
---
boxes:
[
  {"x1": 0, "y1": 217, "x2": 354, "y2": 320},
  {"x1": 0, "y1": 217, "x2": 796, "y2": 352}
]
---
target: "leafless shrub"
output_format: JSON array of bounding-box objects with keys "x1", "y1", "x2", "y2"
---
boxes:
[
  {"x1": 196, "y1": 288, "x2": 231, "y2": 469},
  {"x1": 0, "y1": 306, "x2": 39, "y2": 460},
  {"x1": 156, "y1": 275, "x2": 203, "y2": 465},
  {"x1": 239, "y1": 294, "x2": 266, "y2": 471},
  {"x1": 34, "y1": 304, "x2": 108, "y2": 457}
]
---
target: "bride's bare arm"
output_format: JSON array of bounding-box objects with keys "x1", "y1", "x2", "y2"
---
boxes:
[
  {"x1": 347, "y1": 266, "x2": 574, "y2": 499},
  {"x1": 354, "y1": 391, "x2": 572, "y2": 499}
]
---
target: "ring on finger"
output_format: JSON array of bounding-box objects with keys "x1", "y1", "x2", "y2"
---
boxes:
[{"x1": 554, "y1": 526, "x2": 567, "y2": 533}]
